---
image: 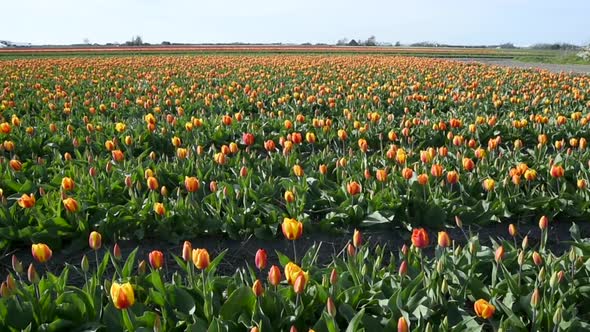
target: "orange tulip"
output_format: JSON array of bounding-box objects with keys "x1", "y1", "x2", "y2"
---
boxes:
[
  {"x1": 110, "y1": 282, "x2": 135, "y2": 310},
  {"x1": 431, "y1": 164, "x2": 444, "y2": 177},
  {"x1": 293, "y1": 272, "x2": 307, "y2": 294},
  {"x1": 111, "y1": 150, "x2": 124, "y2": 162},
  {"x1": 182, "y1": 241, "x2": 192, "y2": 261},
  {"x1": 347, "y1": 181, "x2": 361, "y2": 196},
  {"x1": 353, "y1": 229, "x2": 362, "y2": 248},
  {"x1": 539, "y1": 215, "x2": 549, "y2": 230},
  {"x1": 319, "y1": 164, "x2": 328, "y2": 175},
  {"x1": 411, "y1": 228, "x2": 429, "y2": 249},
  {"x1": 397, "y1": 316, "x2": 409, "y2": 332},
  {"x1": 31, "y1": 243, "x2": 52, "y2": 263},
  {"x1": 293, "y1": 164, "x2": 304, "y2": 177},
  {"x1": 184, "y1": 176, "x2": 200, "y2": 192},
  {"x1": 282, "y1": 218, "x2": 303, "y2": 240},
  {"x1": 446, "y1": 171, "x2": 459, "y2": 184},
  {"x1": 153, "y1": 202, "x2": 165, "y2": 216},
  {"x1": 255, "y1": 249, "x2": 267, "y2": 270},
  {"x1": 9, "y1": 159, "x2": 22, "y2": 171},
  {"x1": 149, "y1": 250, "x2": 164, "y2": 269},
  {"x1": 147, "y1": 176, "x2": 159, "y2": 191},
  {"x1": 402, "y1": 167, "x2": 414, "y2": 180},
  {"x1": 474, "y1": 299, "x2": 495, "y2": 319},
  {"x1": 18, "y1": 193, "x2": 36, "y2": 208},
  {"x1": 495, "y1": 246, "x2": 505, "y2": 263},
  {"x1": 438, "y1": 231, "x2": 450, "y2": 248},
  {"x1": 63, "y1": 197, "x2": 79, "y2": 212},
  {"x1": 252, "y1": 279, "x2": 264, "y2": 296},
  {"x1": 550, "y1": 165, "x2": 564, "y2": 178},
  {"x1": 284, "y1": 190, "x2": 295, "y2": 203},
  {"x1": 417, "y1": 173, "x2": 429, "y2": 185},
  {"x1": 376, "y1": 169, "x2": 388, "y2": 182},
  {"x1": 192, "y1": 248, "x2": 210, "y2": 270},
  {"x1": 268, "y1": 265, "x2": 282, "y2": 286}
]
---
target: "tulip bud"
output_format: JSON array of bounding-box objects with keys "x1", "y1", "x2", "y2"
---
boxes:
[
  {"x1": 553, "y1": 307, "x2": 562, "y2": 325},
  {"x1": 89, "y1": 231, "x2": 102, "y2": 250},
  {"x1": 522, "y1": 236, "x2": 529, "y2": 250},
  {"x1": 250, "y1": 327, "x2": 260, "y2": 332},
  {"x1": 454, "y1": 245, "x2": 462, "y2": 257},
  {"x1": 518, "y1": 250, "x2": 525, "y2": 266},
  {"x1": 330, "y1": 268, "x2": 338, "y2": 285},
  {"x1": 397, "y1": 316, "x2": 409, "y2": 332},
  {"x1": 469, "y1": 242, "x2": 477, "y2": 255},
  {"x1": 538, "y1": 267, "x2": 546, "y2": 282},
  {"x1": 557, "y1": 270, "x2": 565, "y2": 283},
  {"x1": 436, "y1": 260, "x2": 444, "y2": 273},
  {"x1": 347, "y1": 243, "x2": 356, "y2": 257},
  {"x1": 441, "y1": 279, "x2": 448, "y2": 294},
  {"x1": 293, "y1": 273, "x2": 306, "y2": 294},
  {"x1": 255, "y1": 249, "x2": 267, "y2": 270},
  {"x1": 494, "y1": 246, "x2": 505, "y2": 263},
  {"x1": 569, "y1": 248, "x2": 577, "y2": 262},
  {"x1": 353, "y1": 229, "x2": 362, "y2": 248},
  {"x1": 268, "y1": 265, "x2": 281, "y2": 286},
  {"x1": 28, "y1": 263, "x2": 39, "y2": 284},
  {"x1": 549, "y1": 271, "x2": 558, "y2": 289},
  {"x1": 398, "y1": 260, "x2": 408, "y2": 277},
  {"x1": 438, "y1": 231, "x2": 450, "y2": 248},
  {"x1": 154, "y1": 315, "x2": 162, "y2": 332},
  {"x1": 326, "y1": 297, "x2": 337, "y2": 317},
  {"x1": 11, "y1": 255, "x2": 23, "y2": 274},
  {"x1": 252, "y1": 280, "x2": 264, "y2": 297},
  {"x1": 113, "y1": 243, "x2": 122, "y2": 260},
  {"x1": 81, "y1": 255, "x2": 89, "y2": 272},
  {"x1": 401, "y1": 244, "x2": 408, "y2": 256},
  {"x1": 425, "y1": 322, "x2": 433, "y2": 332},
  {"x1": 0, "y1": 282, "x2": 9, "y2": 297},
  {"x1": 508, "y1": 224, "x2": 517, "y2": 237},
  {"x1": 532, "y1": 251, "x2": 543, "y2": 266},
  {"x1": 290, "y1": 326, "x2": 298, "y2": 332},
  {"x1": 6, "y1": 275, "x2": 15, "y2": 292},
  {"x1": 149, "y1": 250, "x2": 164, "y2": 270},
  {"x1": 455, "y1": 215, "x2": 463, "y2": 229},
  {"x1": 182, "y1": 241, "x2": 192, "y2": 262},
  {"x1": 539, "y1": 215, "x2": 549, "y2": 230},
  {"x1": 531, "y1": 288, "x2": 540, "y2": 308}
]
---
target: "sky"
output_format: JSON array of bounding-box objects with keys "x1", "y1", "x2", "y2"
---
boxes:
[{"x1": 3, "y1": 0, "x2": 590, "y2": 46}]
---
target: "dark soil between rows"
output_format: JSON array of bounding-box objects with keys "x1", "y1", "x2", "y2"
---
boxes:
[{"x1": 2, "y1": 219, "x2": 589, "y2": 284}]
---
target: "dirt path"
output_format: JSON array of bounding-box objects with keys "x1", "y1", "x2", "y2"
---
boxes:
[{"x1": 451, "y1": 58, "x2": 590, "y2": 74}]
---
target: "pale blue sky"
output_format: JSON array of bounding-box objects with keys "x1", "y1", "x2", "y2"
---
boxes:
[{"x1": 4, "y1": 0, "x2": 589, "y2": 46}]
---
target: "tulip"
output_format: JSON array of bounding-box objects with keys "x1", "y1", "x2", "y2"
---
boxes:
[
  {"x1": 113, "y1": 243, "x2": 122, "y2": 260},
  {"x1": 63, "y1": 197, "x2": 79, "y2": 212},
  {"x1": 28, "y1": 264, "x2": 39, "y2": 284},
  {"x1": 252, "y1": 279, "x2": 264, "y2": 296},
  {"x1": 411, "y1": 228, "x2": 429, "y2": 249},
  {"x1": 285, "y1": 262, "x2": 308, "y2": 285},
  {"x1": 32, "y1": 243, "x2": 52, "y2": 263},
  {"x1": 255, "y1": 249, "x2": 267, "y2": 270},
  {"x1": 61, "y1": 177, "x2": 75, "y2": 191},
  {"x1": 18, "y1": 193, "x2": 36, "y2": 208},
  {"x1": 293, "y1": 164, "x2": 304, "y2": 177},
  {"x1": 401, "y1": 167, "x2": 414, "y2": 180},
  {"x1": 508, "y1": 224, "x2": 517, "y2": 237},
  {"x1": 347, "y1": 181, "x2": 361, "y2": 196},
  {"x1": 531, "y1": 288, "x2": 540, "y2": 308},
  {"x1": 282, "y1": 217, "x2": 303, "y2": 240},
  {"x1": 111, "y1": 150, "x2": 124, "y2": 162},
  {"x1": 437, "y1": 231, "x2": 450, "y2": 248},
  {"x1": 532, "y1": 251, "x2": 543, "y2": 266},
  {"x1": 284, "y1": 190, "x2": 295, "y2": 203},
  {"x1": 417, "y1": 173, "x2": 429, "y2": 185},
  {"x1": 347, "y1": 243, "x2": 356, "y2": 257},
  {"x1": 326, "y1": 297, "x2": 337, "y2": 317},
  {"x1": 550, "y1": 165, "x2": 564, "y2": 178},
  {"x1": 353, "y1": 229, "x2": 362, "y2": 248},
  {"x1": 182, "y1": 241, "x2": 192, "y2": 261},
  {"x1": 398, "y1": 260, "x2": 408, "y2": 277},
  {"x1": 242, "y1": 132, "x2": 255, "y2": 146},
  {"x1": 482, "y1": 178, "x2": 495, "y2": 192},
  {"x1": 446, "y1": 171, "x2": 459, "y2": 184},
  {"x1": 184, "y1": 177, "x2": 199, "y2": 192},
  {"x1": 154, "y1": 202, "x2": 166, "y2": 216},
  {"x1": 11, "y1": 255, "x2": 23, "y2": 274},
  {"x1": 192, "y1": 248, "x2": 210, "y2": 270},
  {"x1": 376, "y1": 169, "x2": 388, "y2": 182},
  {"x1": 495, "y1": 246, "x2": 505, "y2": 263},
  {"x1": 431, "y1": 164, "x2": 443, "y2": 177},
  {"x1": 474, "y1": 299, "x2": 495, "y2": 319},
  {"x1": 149, "y1": 250, "x2": 164, "y2": 270},
  {"x1": 89, "y1": 231, "x2": 102, "y2": 250},
  {"x1": 110, "y1": 282, "x2": 135, "y2": 309},
  {"x1": 147, "y1": 176, "x2": 159, "y2": 191},
  {"x1": 293, "y1": 272, "x2": 307, "y2": 294},
  {"x1": 330, "y1": 268, "x2": 338, "y2": 285},
  {"x1": 319, "y1": 164, "x2": 328, "y2": 175},
  {"x1": 539, "y1": 215, "x2": 549, "y2": 230},
  {"x1": 268, "y1": 265, "x2": 282, "y2": 286},
  {"x1": 397, "y1": 316, "x2": 409, "y2": 332}
]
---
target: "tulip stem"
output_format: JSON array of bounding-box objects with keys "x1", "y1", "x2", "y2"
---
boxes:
[
  {"x1": 292, "y1": 240, "x2": 297, "y2": 264},
  {"x1": 95, "y1": 250, "x2": 100, "y2": 274}
]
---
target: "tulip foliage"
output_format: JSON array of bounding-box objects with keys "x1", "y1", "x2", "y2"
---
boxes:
[
  {"x1": 1, "y1": 55, "x2": 590, "y2": 249},
  {"x1": 2, "y1": 224, "x2": 590, "y2": 331}
]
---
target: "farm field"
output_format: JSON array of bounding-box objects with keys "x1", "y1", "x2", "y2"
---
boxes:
[{"x1": 1, "y1": 53, "x2": 590, "y2": 331}]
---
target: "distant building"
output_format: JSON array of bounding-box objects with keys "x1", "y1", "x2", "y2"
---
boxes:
[{"x1": 0, "y1": 40, "x2": 32, "y2": 47}]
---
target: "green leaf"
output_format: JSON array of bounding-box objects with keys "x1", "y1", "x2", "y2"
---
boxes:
[
  {"x1": 275, "y1": 250, "x2": 291, "y2": 266},
  {"x1": 345, "y1": 308, "x2": 365, "y2": 332},
  {"x1": 122, "y1": 247, "x2": 139, "y2": 279},
  {"x1": 220, "y1": 286, "x2": 256, "y2": 322}
]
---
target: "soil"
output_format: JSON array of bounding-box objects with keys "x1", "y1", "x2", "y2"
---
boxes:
[
  {"x1": 449, "y1": 58, "x2": 590, "y2": 75},
  {"x1": 2, "y1": 219, "x2": 589, "y2": 282}
]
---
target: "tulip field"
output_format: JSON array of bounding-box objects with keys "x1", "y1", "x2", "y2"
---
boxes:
[{"x1": 2, "y1": 54, "x2": 590, "y2": 330}]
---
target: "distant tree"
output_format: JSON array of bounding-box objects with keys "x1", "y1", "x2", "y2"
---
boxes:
[
  {"x1": 365, "y1": 35, "x2": 377, "y2": 46},
  {"x1": 337, "y1": 38, "x2": 349, "y2": 46},
  {"x1": 348, "y1": 39, "x2": 359, "y2": 46},
  {"x1": 161, "y1": 41, "x2": 171, "y2": 45},
  {"x1": 126, "y1": 36, "x2": 143, "y2": 46},
  {"x1": 83, "y1": 38, "x2": 90, "y2": 45},
  {"x1": 395, "y1": 41, "x2": 401, "y2": 47}
]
